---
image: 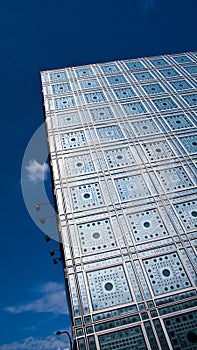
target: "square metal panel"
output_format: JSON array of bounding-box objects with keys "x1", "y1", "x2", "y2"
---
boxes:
[
  {"x1": 164, "y1": 114, "x2": 193, "y2": 130},
  {"x1": 169, "y1": 80, "x2": 193, "y2": 91},
  {"x1": 49, "y1": 71, "x2": 67, "y2": 81},
  {"x1": 156, "y1": 167, "x2": 193, "y2": 192},
  {"x1": 51, "y1": 83, "x2": 71, "y2": 94},
  {"x1": 79, "y1": 79, "x2": 100, "y2": 89},
  {"x1": 100, "y1": 64, "x2": 120, "y2": 73},
  {"x1": 70, "y1": 182, "x2": 104, "y2": 210},
  {"x1": 133, "y1": 71, "x2": 154, "y2": 81},
  {"x1": 54, "y1": 96, "x2": 75, "y2": 109},
  {"x1": 113, "y1": 87, "x2": 136, "y2": 99},
  {"x1": 182, "y1": 94, "x2": 197, "y2": 106},
  {"x1": 174, "y1": 200, "x2": 197, "y2": 231},
  {"x1": 99, "y1": 326, "x2": 148, "y2": 350},
  {"x1": 57, "y1": 111, "x2": 82, "y2": 127},
  {"x1": 184, "y1": 65, "x2": 197, "y2": 74},
  {"x1": 143, "y1": 83, "x2": 165, "y2": 94},
  {"x1": 90, "y1": 106, "x2": 114, "y2": 121},
  {"x1": 142, "y1": 140, "x2": 175, "y2": 161},
  {"x1": 106, "y1": 74, "x2": 127, "y2": 85},
  {"x1": 96, "y1": 125, "x2": 124, "y2": 142},
  {"x1": 149, "y1": 58, "x2": 169, "y2": 66},
  {"x1": 87, "y1": 265, "x2": 132, "y2": 310},
  {"x1": 131, "y1": 119, "x2": 160, "y2": 135},
  {"x1": 127, "y1": 208, "x2": 168, "y2": 242},
  {"x1": 159, "y1": 68, "x2": 180, "y2": 78},
  {"x1": 61, "y1": 131, "x2": 86, "y2": 148},
  {"x1": 77, "y1": 218, "x2": 116, "y2": 254},
  {"x1": 126, "y1": 60, "x2": 145, "y2": 70},
  {"x1": 143, "y1": 252, "x2": 191, "y2": 295},
  {"x1": 152, "y1": 97, "x2": 178, "y2": 110},
  {"x1": 104, "y1": 147, "x2": 135, "y2": 168},
  {"x1": 172, "y1": 55, "x2": 193, "y2": 63},
  {"x1": 164, "y1": 311, "x2": 197, "y2": 350},
  {"x1": 115, "y1": 175, "x2": 150, "y2": 200},
  {"x1": 179, "y1": 135, "x2": 197, "y2": 154},
  {"x1": 84, "y1": 91, "x2": 106, "y2": 103},
  {"x1": 65, "y1": 154, "x2": 95, "y2": 176},
  {"x1": 75, "y1": 67, "x2": 94, "y2": 78},
  {"x1": 123, "y1": 102, "x2": 147, "y2": 115}
]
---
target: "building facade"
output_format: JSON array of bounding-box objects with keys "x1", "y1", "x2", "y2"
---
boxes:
[{"x1": 41, "y1": 51, "x2": 197, "y2": 350}]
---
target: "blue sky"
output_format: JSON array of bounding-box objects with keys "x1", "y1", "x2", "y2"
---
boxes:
[{"x1": 0, "y1": 0, "x2": 196, "y2": 349}]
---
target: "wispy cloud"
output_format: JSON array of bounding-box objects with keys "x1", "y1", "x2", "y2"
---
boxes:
[
  {"x1": 25, "y1": 159, "x2": 49, "y2": 182},
  {"x1": 137, "y1": 0, "x2": 157, "y2": 14},
  {"x1": 0, "y1": 336, "x2": 68, "y2": 350},
  {"x1": 4, "y1": 282, "x2": 68, "y2": 316}
]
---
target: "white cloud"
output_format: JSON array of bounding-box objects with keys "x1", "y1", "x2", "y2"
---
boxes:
[
  {"x1": 4, "y1": 282, "x2": 68, "y2": 316},
  {"x1": 0, "y1": 336, "x2": 68, "y2": 350},
  {"x1": 25, "y1": 159, "x2": 49, "y2": 182}
]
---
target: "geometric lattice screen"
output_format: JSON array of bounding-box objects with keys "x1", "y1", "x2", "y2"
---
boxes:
[{"x1": 41, "y1": 51, "x2": 197, "y2": 350}]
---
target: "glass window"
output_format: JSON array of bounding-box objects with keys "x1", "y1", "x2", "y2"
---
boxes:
[
  {"x1": 114, "y1": 87, "x2": 136, "y2": 99},
  {"x1": 51, "y1": 83, "x2": 71, "y2": 94},
  {"x1": 54, "y1": 96, "x2": 75, "y2": 109},
  {"x1": 172, "y1": 55, "x2": 192, "y2": 63},
  {"x1": 75, "y1": 67, "x2": 94, "y2": 78},
  {"x1": 80, "y1": 79, "x2": 100, "y2": 89},
  {"x1": 123, "y1": 102, "x2": 147, "y2": 115},
  {"x1": 184, "y1": 65, "x2": 197, "y2": 74},
  {"x1": 149, "y1": 58, "x2": 169, "y2": 67},
  {"x1": 101, "y1": 64, "x2": 120, "y2": 73},
  {"x1": 182, "y1": 94, "x2": 197, "y2": 106},
  {"x1": 49, "y1": 71, "x2": 67, "y2": 81}
]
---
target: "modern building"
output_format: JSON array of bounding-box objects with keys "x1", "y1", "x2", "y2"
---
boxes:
[{"x1": 41, "y1": 51, "x2": 197, "y2": 350}]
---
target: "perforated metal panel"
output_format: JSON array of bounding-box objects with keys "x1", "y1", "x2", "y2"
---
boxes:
[
  {"x1": 164, "y1": 114, "x2": 193, "y2": 130},
  {"x1": 54, "y1": 96, "x2": 75, "y2": 109},
  {"x1": 169, "y1": 80, "x2": 193, "y2": 91},
  {"x1": 107, "y1": 75, "x2": 127, "y2": 85},
  {"x1": 184, "y1": 65, "x2": 197, "y2": 74},
  {"x1": 131, "y1": 119, "x2": 160, "y2": 135},
  {"x1": 115, "y1": 175, "x2": 150, "y2": 200},
  {"x1": 143, "y1": 252, "x2": 191, "y2": 295},
  {"x1": 123, "y1": 102, "x2": 147, "y2": 115},
  {"x1": 90, "y1": 106, "x2": 114, "y2": 121},
  {"x1": 179, "y1": 135, "x2": 197, "y2": 153},
  {"x1": 49, "y1": 71, "x2": 67, "y2": 81},
  {"x1": 51, "y1": 82, "x2": 71, "y2": 94},
  {"x1": 96, "y1": 125, "x2": 124, "y2": 142},
  {"x1": 65, "y1": 154, "x2": 95, "y2": 176},
  {"x1": 77, "y1": 218, "x2": 116, "y2": 254},
  {"x1": 113, "y1": 87, "x2": 136, "y2": 99},
  {"x1": 150, "y1": 58, "x2": 169, "y2": 66},
  {"x1": 104, "y1": 147, "x2": 135, "y2": 168},
  {"x1": 182, "y1": 94, "x2": 197, "y2": 106},
  {"x1": 143, "y1": 83, "x2": 165, "y2": 94},
  {"x1": 164, "y1": 311, "x2": 197, "y2": 350},
  {"x1": 142, "y1": 140, "x2": 175, "y2": 161},
  {"x1": 159, "y1": 68, "x2": 180, "y2": 78},
  {"x1": 152, "y1": 97, "x2": 178, "y2": 110},
  {"x1": 61, "y1": 131, "x2": 86, "y2": 148},
  {"x1": 126, "y1": 60, "x2": 145, "y2": 70},
  {"x1": 174, "y1": 200, "x2": 197, "y2": 231},
  {"x1": 156, "y1": 167, "x2": 193, "y2": 192},
  {"x1": 127, "y1": 208, "x2": 168, "y2": 242},
  {"x1": 133, "y1": 71, "x2": 154, "y2": 81},
  {"x1": 75, "y1": 67, "x2": 94, "y2": 78},
  {"x1": 99, "y1": 326, "x2": 147, "y2": 350},
  {"x1": 173, "y1": 55, "x2": 192, "y2": 63},
  {"x1": 84, "y1": 91, "x2": 106, "y2": 103},
  {"x1": 56, "y1": 111, "x2": 82, "y2": 127},
  {"x1": 70, "y1": 183, "x2": 104, "y2": 210},
  {"x1": 101, "y1": 64, "x2": 120, "y2": 73},
  {"x1": 87, "y1": 265, "x2": 132, "y2": 310},
  {"x1": 80, "y1": 79, "x2": 100, "y2": 89}
]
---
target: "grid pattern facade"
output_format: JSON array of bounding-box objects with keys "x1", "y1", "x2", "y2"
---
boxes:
[{"x1": 41, "y1": 51, "x2": 197, "y2": 350}]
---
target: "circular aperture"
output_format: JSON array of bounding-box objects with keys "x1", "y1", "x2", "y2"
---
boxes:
[
  {"x1": 162, "y1": 268, "x2": 171, "y2": 277},
  {"x1": 191, "y1": 211, "x2": 197, "y2": 217},
  {"x1": 143, "y1": 222, "x2": 150, "y2": 228},
  {"x1": 76, "y1": 162, "x2": 83, "y2": 167},
  {"x1": 71, "y1": 137, "x2": 76, "y2": 142},
  {"x1": 117, "y1": 155, "x2": 123, "y2": 160},
  {"x1": 104, "y1": 282, "x2": 113, "y2": 291},
  {"x1": 192, "y1": 141, "x2": 197, "y2": 146},
  {"x1": 93, "y1": 232, "x2": 100, "y2": 239},
  {"x1": 156, "y1": 148, "x2": 162, "y2": 152},
  {"x1": 83, "y1": 193, "x2": 90, "y2": 199},
  {"x1": 187, "y1": 331, "x2": 197, "y2": 343}
]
